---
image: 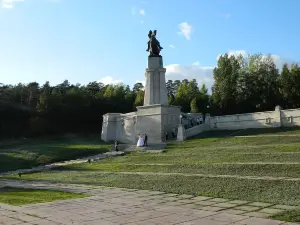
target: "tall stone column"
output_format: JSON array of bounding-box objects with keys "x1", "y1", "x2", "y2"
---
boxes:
[{"x1": 144, "y1": 56, "x2": 169, "y2": 106}]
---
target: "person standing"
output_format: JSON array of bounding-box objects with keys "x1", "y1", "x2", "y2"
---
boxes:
[
  {"x1": 165, "y1": 132, "x2": 169, "y2": 142},
  {"x1": 137, "y1": 134, "x2": 144, "y2": 147},
  {"x1": 144, "y1": 133, "x2": 148, "y2": 146},
  {"x1": 172, "y1": 128, "x2": 176, "y2": 138},
  {"x1": 114, "y1": 140, "x2": 119, "y2": 152},
  {"x1": 199, "y1": 116, "x2": 203, "y2": 124}
]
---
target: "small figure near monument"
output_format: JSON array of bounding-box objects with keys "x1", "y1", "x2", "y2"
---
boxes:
[
  {"x1": 137, "y1": 134, "x2": 144, "y2": 147},
  {"x1": 114, "y1": 140, "x2": 119, "y2": 152},
  {"x1": 143, "y1": 133, "x2": 148, "y2": 146},
  {"x1": 146, "y1": 30, "x2": 163, "y2": 57},
  {"x1": 172, "y1": 128, "x2": 176, "y2": 138},
  {"x1": 165, "y1": 132, "x2": 169, "y2": 142}
]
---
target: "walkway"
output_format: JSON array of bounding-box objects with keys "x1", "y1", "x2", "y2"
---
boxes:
[{"x1": 0, "y1": 179, "x2": 298, "y2": 225}]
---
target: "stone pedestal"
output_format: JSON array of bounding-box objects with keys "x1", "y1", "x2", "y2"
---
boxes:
[
  {"x1": 101, "y1": 55, "x2": 183, "y2": 144},
  {"x1": 144, "y1": 57, "x2": 169, "y2": 106},
  {"x1": 273, "y1": 105, "x2": 282, "y2": 127},
  {"x1": 101, "y1": 113, "x2": 121, "y2": 142},
  {"x1": 177, "y1": 124, "x2": 186, "y2": 142},
  {"x1": 136, "y1": 104, "x2": 181, "y2": 143}
]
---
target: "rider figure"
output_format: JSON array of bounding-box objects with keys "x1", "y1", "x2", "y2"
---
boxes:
[{"x1": 146, "y1": 30, "x2": 163, "y2": 52}]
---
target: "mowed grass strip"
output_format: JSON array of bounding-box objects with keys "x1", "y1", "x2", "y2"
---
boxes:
[
  {"x1": 5, "y1": 171, "x2": 300, "y2": 206},
  {"x1": 0, "y1": 187, "x2": 88, "y2": 206},
  {"x1": 63, "y1": 163, "x2": 300, "y2": 178},
  {"x1": 0, "y1": 137, "x2": 111, "y2": 173},
  {"x1": 92, "y1": 151, "x2": 300, "y2": 164},
  {"x1": 270, "y1": 209, "x2": 300, "y2": 223}
]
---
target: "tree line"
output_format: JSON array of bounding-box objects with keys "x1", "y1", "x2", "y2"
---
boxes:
[{"x1": 1, "y1": 53, "x2": 300, "y2": 139}]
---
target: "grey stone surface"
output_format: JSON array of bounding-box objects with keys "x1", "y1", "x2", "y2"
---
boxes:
[
  {"x1": 258, "y1": 208, "x2": 284, "y2": 214},
  {"x1": 101, "y1": 55, "x2": 183, "y2": 144},
  {"x1": 213, "y1": 202, "x2": 239, "y2": 208},
  {"x1": 0, "y1": 179, "x2": 295, "y2": 224},
  {"x1": 223, "y1": 209, "x2": 248, "y2": 215},
  {"x1": 248, "y1": 202, "x2": 273, "y2": 207},
  {"x1": 136, "y1": 104, "x2": 181, "y2": 143},
  {"x1": 144, "y1": 57, "x2": 168, "y2": 105},
  {"x1": 235, "y1": 205, "x2": 262, "y2": 212},
  {"x1": 243, "y1": 212, "x2": 271, "y2": 219},
  {"x1": 192, "y1": 196, "x2": 213, "y2": 201},
  {"x1": 201, "y1": 206, "x2": 224, "y2": 212},
  {"x1": 229, "y1": 200, "x2": 250, "y2": 205},
  {"x1": 209, "y1": 198, "x2": 230, "y2": 203},
  {"x1": 196, "y1": 200, "x2": 221, "y2": 206}
]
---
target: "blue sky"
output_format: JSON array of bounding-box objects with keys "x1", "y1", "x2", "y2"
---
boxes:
[{"x1": 1, "y1": 0, "x2": 300, "y2": 89}]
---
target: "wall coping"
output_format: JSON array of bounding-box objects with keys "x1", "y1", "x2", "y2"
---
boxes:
[{"x1": 137, "y1": 104, "x2": 181, "y2": 110}]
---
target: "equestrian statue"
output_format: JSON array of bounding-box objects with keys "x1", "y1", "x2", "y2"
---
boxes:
[{"x1": 146, "y1": 30, "x2": 163, "y2": 57}]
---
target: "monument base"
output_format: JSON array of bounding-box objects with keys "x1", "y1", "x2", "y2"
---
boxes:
[
  {"x1": 101, "y1": 104, "x2": 181, "y2": 144},
  {"x1": 136, "y1": 104, "x2": 181, "y2": 143}
]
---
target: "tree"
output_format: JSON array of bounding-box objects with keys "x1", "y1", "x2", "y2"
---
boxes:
[
  {"x1": 1, "y1": 52, "x2": 300, "y2": 140},
  {"x1": 134, "y1": 91, "x2": 144, "y2": 107},
  {"x1": 132, "y1": 82, "x2": 144, "y2": 93},
  {"x1": 190, "y1": 98, "x2": 199, "y2": 113},
  {"x1": 279, "y1": 64, "x2": 300, "y2": 108},
  {"x1": 212, "y1": 54, "x2": 240, "y2": 114}
]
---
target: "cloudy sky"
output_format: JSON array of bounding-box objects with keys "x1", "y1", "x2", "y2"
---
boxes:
[{"x1": 1, "y1": 0, "x2": 300, "y2": 90}]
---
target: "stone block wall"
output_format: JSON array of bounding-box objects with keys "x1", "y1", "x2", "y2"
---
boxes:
[
  {"x1": 185, "y1": 124, "x2": 208, "y2": 138},
  {"x1": 281, "y1": 108, "x2": 300, "y2": 127},
  {"x1": 101, "y1": 112, "x2": 136, "y2": 144},
  {"x1": 206, "y1": 106, "x2": 300, "y2": 130}
]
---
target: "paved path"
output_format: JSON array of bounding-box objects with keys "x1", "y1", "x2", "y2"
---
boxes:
[{"x1": 0, "y1": 180, "x2": 299, "y2": 225}]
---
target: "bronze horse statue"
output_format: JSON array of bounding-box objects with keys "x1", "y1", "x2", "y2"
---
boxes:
[{"x1": 146, "y1": 30, "x2": 163, "y2": 57}]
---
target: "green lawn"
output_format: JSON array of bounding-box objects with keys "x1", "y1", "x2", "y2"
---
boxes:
[
  {"x1": 0, "y1": 187, "x2": 88, "y2": 205},
  {"x1": 0, "y1": 136, "x2": 111, "y2": 173},
  {"x1": 3, "y1": 127, "x2": 300, "y2": 221},
  {"x1": 270, "y1": 209, "x2": 300, "y2": 222}
]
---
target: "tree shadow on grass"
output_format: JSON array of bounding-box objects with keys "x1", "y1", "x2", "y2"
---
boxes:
[
  {"x1": 0, "y1": 138, "x2": 111, "y2": 173},
  {"x1": 0, "y1": 187, "x2": 38, "y2": 193},
  {"x1": 0, "y1": 154, "x2": 37, "y2": 173}
]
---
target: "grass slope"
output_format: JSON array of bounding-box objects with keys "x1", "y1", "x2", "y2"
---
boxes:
[
  {"x1": 0, "y1": 137, "x2": 111, "y2": 173},
  {"x1": 0, "y1": 187, "x2": 88, "y2": 205},
  {"x1": 3, "y1": 127, "x2": 300, "y2": 221}
]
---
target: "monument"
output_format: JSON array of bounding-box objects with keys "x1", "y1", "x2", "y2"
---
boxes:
[{"x1": 101, "y1": 30, "x2": 181, "y2": 144}]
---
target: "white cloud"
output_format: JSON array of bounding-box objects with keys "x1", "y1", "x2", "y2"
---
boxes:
[
  {"x1": 218, "y1": 50, "x2": 290, "y2": 70},
  {"x1": 165, "y1": 62, "x2": 214, "y2": 91},
  {"x1": 139, "y1": 9, "x2": 145, "y2": 15},
  {"x1": 264, "y1": 54, "x2": 287, "y2": 70},
  {"x1": 1, "y1": 0, "x2": 24, "y2": 8},
  {"x1": 178, "y1": 22, "x2": 192, "y2": 40},
  {"x1": 169, "y1": 44, "x2": 175, "y2": 49},
  {"x1": 135, "y1": 80, "x2": 146, "y2": 88},
  {"x1": 98, "y1": 76, "x2": 122, "y2": 85}
]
